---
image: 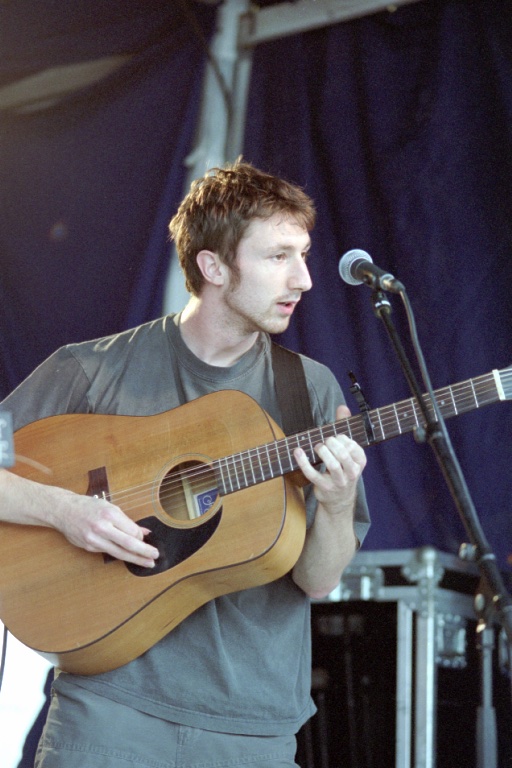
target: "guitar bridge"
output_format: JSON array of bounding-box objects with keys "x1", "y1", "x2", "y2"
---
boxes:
[{"x1": 87, "y1": 466, "x2": 110, "y2": 500}]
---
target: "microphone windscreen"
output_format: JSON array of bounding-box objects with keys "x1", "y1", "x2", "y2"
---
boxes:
[{"x1": 338, "y1": 249, "x2": 372, "y2": 285}]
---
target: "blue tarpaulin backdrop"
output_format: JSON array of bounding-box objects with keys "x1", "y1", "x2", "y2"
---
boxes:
[{"x1": 1, "y1": 0, "x2": 511, "y2": 571}]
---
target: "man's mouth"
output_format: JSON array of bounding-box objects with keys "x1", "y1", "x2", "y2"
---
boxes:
[{"x1": 277, "y1": 299, "x2": 299, "y2": 315}]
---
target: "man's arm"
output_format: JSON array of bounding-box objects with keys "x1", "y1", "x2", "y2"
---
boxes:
[
  {"x1": 291, "y1": 404, "x2": 366, "y2": 599},
  {"x1": 0, "y1": 468, "x2": 159, "y2": 568}
]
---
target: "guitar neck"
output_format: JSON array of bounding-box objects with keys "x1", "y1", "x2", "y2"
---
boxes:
[{"x1": 214, "y1": 368, "x2": 510, "y2": 496}]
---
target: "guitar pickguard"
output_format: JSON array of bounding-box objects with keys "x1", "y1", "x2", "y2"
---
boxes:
[{"x1": 127, "y1": 510, "x2": 222, "y2": 576}]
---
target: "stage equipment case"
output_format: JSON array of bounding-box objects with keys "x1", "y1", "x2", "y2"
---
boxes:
[{"x1": 302, "y1": 547, "x2": 511, "y2": 768}]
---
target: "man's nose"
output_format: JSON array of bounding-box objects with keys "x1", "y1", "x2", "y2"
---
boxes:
[{"x1": 290, "y1": 256, "x2": 313, "y2": 292}]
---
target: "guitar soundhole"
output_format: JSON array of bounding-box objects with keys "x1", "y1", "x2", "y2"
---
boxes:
[{"x1": 159, "y1": 459, "x2": 219, "y2": 522}]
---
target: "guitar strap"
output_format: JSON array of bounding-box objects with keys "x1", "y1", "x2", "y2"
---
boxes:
[{"x1": 271, "y1": 342, "x2": 315, "y2": 436}]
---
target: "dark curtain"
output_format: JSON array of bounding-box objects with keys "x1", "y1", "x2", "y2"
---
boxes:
[
  {"x1": 244, "y1": 0, "x2": 512, "y2": 571},
  {"x1": 1, "y1": 0, "x2": 511, "y2": 575},
  {"x1": 0, "y1": 1, "x2": 215, "y2": 395}
]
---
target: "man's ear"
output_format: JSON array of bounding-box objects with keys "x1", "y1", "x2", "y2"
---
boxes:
[{"x1": 196, "y1": 250, "x2": 227, "y2": 286}]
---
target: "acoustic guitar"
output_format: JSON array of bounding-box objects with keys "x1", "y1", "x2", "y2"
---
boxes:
[{"x1": 0, "y1": 367, "x2": 510, "y2": 674}]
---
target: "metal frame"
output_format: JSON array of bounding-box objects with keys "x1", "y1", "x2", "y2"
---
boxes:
[{"x1": 326, "y1": 546, "x2": 479, "y2": 768}]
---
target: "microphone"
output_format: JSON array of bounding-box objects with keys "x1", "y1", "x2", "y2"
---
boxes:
[{"x1": 339, "y1": 249, "x2": 405, "y2": 293}]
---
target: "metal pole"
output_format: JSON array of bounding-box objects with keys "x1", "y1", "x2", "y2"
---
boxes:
[{"x1": 163, "y1": 0, "x2": 251, "y2": 314}]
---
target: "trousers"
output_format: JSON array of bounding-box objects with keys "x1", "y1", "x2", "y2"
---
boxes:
[{"x1": 34, "y1": 684, "x2": 300, "y2": 768}]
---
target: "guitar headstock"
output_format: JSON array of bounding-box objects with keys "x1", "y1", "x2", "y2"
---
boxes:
[{"x1": 497, "y1": 367, "x2": 512, "y2": 401}]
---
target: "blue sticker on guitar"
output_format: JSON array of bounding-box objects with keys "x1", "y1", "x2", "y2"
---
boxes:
[{"x1": 195, "y1": 489, "x2": 218, "y2": 516}]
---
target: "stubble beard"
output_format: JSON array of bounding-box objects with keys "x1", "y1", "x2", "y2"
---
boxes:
[{"x1": 224, "y1": 291, "x2": 291, "y2": 338}]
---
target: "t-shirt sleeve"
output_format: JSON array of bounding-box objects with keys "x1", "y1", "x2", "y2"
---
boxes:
[{"x1": 1, "y1": 346, "x2": 92, "y2": 431}]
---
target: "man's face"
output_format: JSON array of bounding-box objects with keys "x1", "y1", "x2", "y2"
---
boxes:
[{"x1": 222, "y1": 214, "x2": 313, "y2": 336}]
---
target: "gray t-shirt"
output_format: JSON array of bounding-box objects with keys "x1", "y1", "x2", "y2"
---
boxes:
[{"x1": 3, "y1": 314, "x2": 370, "y2": 735}]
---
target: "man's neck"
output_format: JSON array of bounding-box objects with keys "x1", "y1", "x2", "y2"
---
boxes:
[{"x1": 179, "y1": 298, "x2": 259, "y2": 367}]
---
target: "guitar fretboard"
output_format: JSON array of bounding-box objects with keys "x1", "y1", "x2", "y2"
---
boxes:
[{"x1": 214, "y1": 368, "x2": 510, "y2": 496}]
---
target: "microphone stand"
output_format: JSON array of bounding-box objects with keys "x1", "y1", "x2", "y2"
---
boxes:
[{"x1": 367, "y1": 286, "x2": 512, "y2": 768}]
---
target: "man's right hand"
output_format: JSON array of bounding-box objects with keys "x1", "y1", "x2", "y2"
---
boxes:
[{"x1": 0, "y1": 468, "x2": 159, "y2": 568}]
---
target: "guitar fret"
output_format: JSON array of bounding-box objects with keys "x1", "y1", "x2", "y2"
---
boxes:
[
  {"x1": 289, "y1": 432, "x2": 307, "y2": 460},
  {"x1": 469, "y1": 378, "x2": 478, "y2": 408},
  {"x1": 232, "y1": 455, "x2": 242, "y2": 491},
  {"x1": 220, "y1": 457, "x2": 233, "y2": 495},
  {"x1": 240, "y1": 453, "x2": 249, "y2": 488},
  {"x1": 228, "y1": 456, "x2": 236, "y2": 488},
  {"x1": 373, "y1": 408, "x2": 383, "y2": 440},
  {"x1": 282, "y1": 442, "x2": 294, "y2": 474},
  {"x1": 265, "y1": 443, "x2": 276, "y2": 478},
  {"x1": 248, "y1": 451, "x2": 257, "y2": 485},
  {"x1": 249, "y1": 448, "x2": 262, "y2": 485},
  {"x1": 374, "y1": 408, "x2": 386, "y2": 442},
  {"x1": 229, "y1": 457, "x2": 237, "y2": 493},
  {"x1": 393, "y1": 405, "x2": 409, "y2": 434},
  {"x1": 410, "y1": 402, "x2": 420, "y2": 429},
  {"x1": 256, "y1": 448, "x2": 265, "y2": 483},
  {"x1": 449, "y1": 386, "x2": 458, "y2": 415},
  {"x1": 374, "y1": 413, "x2": 382, "y2": 436},
  {"x1": 392, "y1": 403, "x2": 401, "y2": 434},
  {"x1": 411, "y1": 400, "x2": 421, "y2": 429},
  {"x1": 247, "y1": 448, "x2": 263, "y2": 484},
  {"x1": 276, "y1": 438, "x2": 291, "y2": 475}
]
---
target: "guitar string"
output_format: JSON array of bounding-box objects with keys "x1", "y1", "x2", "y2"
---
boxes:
[
  {"x1": 109, "y1": 375, "x2": 505, "y2": 513},
  {"x1": 111, "y1": 376, "x2": 504, "y2": 514},
  {"x1": 104, "y1": 374, "x2": 506, "y2": 516}
]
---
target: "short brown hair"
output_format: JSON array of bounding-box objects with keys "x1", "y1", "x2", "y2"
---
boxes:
[{"x1": 168, "y1": 159, "x2": 316, "y2": 296}]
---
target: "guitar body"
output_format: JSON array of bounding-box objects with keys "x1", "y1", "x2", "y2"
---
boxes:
[{"x1": 0, "y1": 391, "x2": 306, "y2": 674}]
